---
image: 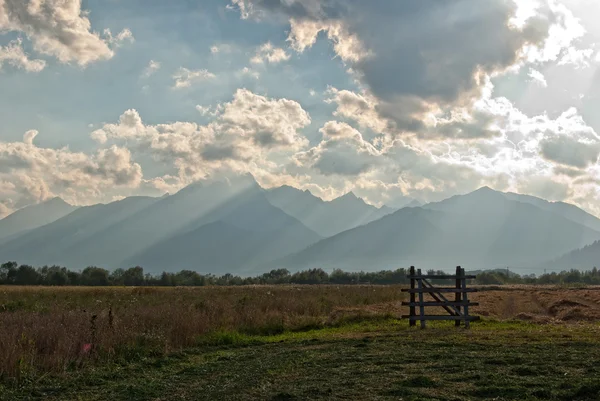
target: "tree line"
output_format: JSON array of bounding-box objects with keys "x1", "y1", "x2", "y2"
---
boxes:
[{"x1": 2, "y1": 261, "x2": 600, "y2": 286}]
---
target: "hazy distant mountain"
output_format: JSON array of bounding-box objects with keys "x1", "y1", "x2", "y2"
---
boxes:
[
  {"x1": 405, "y1": 199, "x2": 423, "y2": 208},
  {"x1": 274, "y1": 187, "x2": 600, "y2": 272},
  {"x1": 0, "y1": 196, "x2": 160, "y2": 267},
  {"x1": 502, "y1": 192, "x2": 600, "y2": 232},
  {"x1": 0, "y1": 175, "x2": 321, "y2": 272},
  {"x1": 271, "y1": 207, "x2": 444, "y2": 271},
  {"x1": 265, "y1": 186, "x2": 393, "y2": 237},
  {"x1": 129, "y1": 187, "x2": 322, "y2": 273},
  {"x1": 543, "y1": 240, "x2": 600, "y2": 271},
  {"x1": 0, "y1": 198, "x2": 78, "y2": 243}
]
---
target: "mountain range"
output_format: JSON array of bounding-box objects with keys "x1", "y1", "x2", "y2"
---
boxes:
[
  {"x1": 265, "y1": 185, "x2": 393, "y2": 237},
  {"x1": 2, "y1": 177, "x2": 600, "y2": 274},
  {"x1": 0, "y1": 197, "x2": 78, "y2": 243}
]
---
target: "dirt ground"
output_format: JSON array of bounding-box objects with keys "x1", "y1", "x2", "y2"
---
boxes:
[
  {"x1": 396, "y1": 285, "x2": 600, "y2": 323},
  {"x1": 328, "y1": 286, "x2": 600, "y2": 325},
  {"x1": 467, "y1": 286, "x2": 600, "y2": 323}
]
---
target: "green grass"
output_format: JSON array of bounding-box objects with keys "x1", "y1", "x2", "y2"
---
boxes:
[{"x1": 3, "y1": 319, "x2": 600, "y2": 400}]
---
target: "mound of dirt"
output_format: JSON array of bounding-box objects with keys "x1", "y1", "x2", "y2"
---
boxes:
[
  {"x1": 557, "y1": 307, "x2": 600, "y2": 322},
  {"x1": 514, "y1": 312, "x2": 553, "y2": 324},
  {"x1": 548, "y1": 299, "x2": 588, "y2": 316}
]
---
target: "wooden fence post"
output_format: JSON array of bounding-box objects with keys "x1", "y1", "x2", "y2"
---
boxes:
[
  {"x1": 409, "y1": 266, "x2": 416, "y2": 327},
  {"x1": 461, "y1": 267, "x2": 470, "y2": 329},
  {"x1": 455, "y1": 266, "x2": 461, "y2": 327},
  {"x1": 417, "y1": 268, "x2": 426, "y2": 329}
]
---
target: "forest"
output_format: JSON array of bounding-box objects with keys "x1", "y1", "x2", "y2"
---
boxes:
[{"x1": 2, "y1": 261, "x2": 600, "y2": 286}]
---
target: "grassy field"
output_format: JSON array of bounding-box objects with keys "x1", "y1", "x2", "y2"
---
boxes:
[{"x1": 2, "y1": 286, "x2": 600, "y2": 400}]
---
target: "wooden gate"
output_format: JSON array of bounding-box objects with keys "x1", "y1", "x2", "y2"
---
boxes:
[{"x1": 401, "y1": 266, "x2": 480, "y2": 328}]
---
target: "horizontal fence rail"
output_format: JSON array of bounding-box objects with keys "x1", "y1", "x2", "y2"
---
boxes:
[{"x1": 401, "y1": 266, "x2": 480, "y2": 329}]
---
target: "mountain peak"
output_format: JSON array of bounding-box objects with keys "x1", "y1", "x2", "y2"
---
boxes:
[
  {"x1": 473, "y1": 186, "x2": 495, "y2": 193},
  {"x1": 466, "y1": 186, "x2": 506, "y2": 200},
  {"x1": 336, "y1": 191, "x2": 362, "y2": 202},
  {"x1": 44, "y1": 197, "x2": 71, "y2": 207}
]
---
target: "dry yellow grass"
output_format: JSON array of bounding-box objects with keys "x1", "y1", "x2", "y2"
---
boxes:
[{"x1": 0, "y1": 285, "x2": 403, "y2": 381}]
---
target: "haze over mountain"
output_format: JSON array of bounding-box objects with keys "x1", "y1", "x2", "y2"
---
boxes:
[
  {"x1": 0, "y1": 196, "x2": 160, "y2": 268},
  {"x1": 502, "y1": 192, "x2": 600, "y2": 233},
  {"x1": 0, "y1": 175, "x2": 321, "y2": 273},
  {"x1": 265, "y1": 186, "x2": 395, "y2": 237},
  {"x1": 3, "y1": 180, "x2": 600, "y2": 275},
  {"x1": 543, "y1": 240, "x2": 600, "y2": 271},
  {"x1": 0, "y1": 198, "x2": 78, "y2": 243},
  {"x1": 130, "y1": 185, "x2": 322, "y2": 273},
  {"x1": 274, "y1": 187, "x2": 600, "y2": 272}
]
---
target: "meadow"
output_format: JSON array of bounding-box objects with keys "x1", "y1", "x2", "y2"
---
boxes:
[
  {"x1": 0, "y1": 285, "x2": 401, "y2": 382},
  {"x1": 2, "y1": 285, "x2": 600, "y2": 400}
]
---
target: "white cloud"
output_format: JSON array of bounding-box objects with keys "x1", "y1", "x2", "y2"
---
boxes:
[
  {"x1": 210, "y1": 44, "x2": 233, "y2": 54},
  {"x1": 90, "y1": 89, "x2": 311, "y2": 188},
  {"x1": 104, "y1": 28, "x2": 135, "y2": 47},
  {"x1": 0, "y1": 38, "x2": 46, "y2": 72},
  {"x1": 250, "y1": 42, "x2": 290, "y2": 64},
  {"x1": 558, "y1": 46, "x2": 595, "y2": 68},
  {"x1": 172, "y1": 67, "x2": 216, "y2": 89},
  {"x1": 527, "y1": 68, "x2": 548, "y2": 87},
  {"x1": 236, "y1": 66, "x2": 260, "y2": 79},
  {"x1": 295, "y1": 121, "x2": 380, "y2": 176},
  {"x1": 141, "y1": 60, "x2": 160, "y2": 78},
  {"x1": 196, "y1": 104, "x2": 223, "y2": 117},
  {"x1": 0, "y1": 131, "x2": 143, "y2": 216},
  {"x1": 0, "y1": 0, "x2": 131, "y2": 65},
  {"x1": 288, "y1": 18, "x2": 370, "y2": 63},
  {"x1": 235, "y1": 0, "x2": 581, "y2": 139}
]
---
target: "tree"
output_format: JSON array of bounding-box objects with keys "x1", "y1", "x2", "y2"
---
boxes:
[
  {"x1": 14, "y1": 265, "x2": 40, "y2": 285},
  {"x1": 81, "y1": 266, "x2": 110, "y2": 286},
  {"x1": 40, "y1": 265, "x2": 69, "y2": 286},
  {"x1": 0, "y1": 261, "x2": 18, "y2": 284},
  {"x1": 122, "y1": 266, "x2": 145, "y2": 286}
]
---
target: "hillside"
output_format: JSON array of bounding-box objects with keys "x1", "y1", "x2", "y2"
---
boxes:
[
  {"x1": 127, "y1": 187, "x2": 322, "y2": 273},
  {"x1": 0, "y1": 176, "x2": 321, "y2": 272},
  {"x1": 0, "y1": 196, "x2": 160, "y2": 268},
  {"x1": 274, "y1": 187, "x2": 600, "y2": 272},
  {"x1": 0, "y1": 198, "x2": 78, "y2": 242},
  {"x1": 265, "y1": 186, "x2": 393, "y2": 237},
  {"x1": 502, "y1": 191, "x2": 600, "y2": 232},
  {"x1": 544, "y1": 240, "x2": 600, "y2": 271}
]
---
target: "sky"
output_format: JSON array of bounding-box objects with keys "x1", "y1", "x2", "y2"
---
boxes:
[{"x1": 2, "y1": 0, "x2": 600, "y2": 217}]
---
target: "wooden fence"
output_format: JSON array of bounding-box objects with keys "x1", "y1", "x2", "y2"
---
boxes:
[{"x1": 401, "y1": 266, "x2": 480, "y2": 328}]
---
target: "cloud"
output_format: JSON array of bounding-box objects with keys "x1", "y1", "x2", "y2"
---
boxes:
[
  {"x1": 557, "y1": 46, "x2": 595, "y2": 68},
  {"x1": 233, "y1": 0, "x2": 580, "y2": 139},
  {"x1": 236, "y1": 66, "x2": 260, "y2": 79},
  {"x1": 0, "y1": 131, "x2": 143, "y2": 216},
  {"x1": 90, "y1": 88, "x2": 311, "y2": 185},
  {"x1": 0, "y1": 0, "x2": 131, "y2": 65},
  {"x1": 0, "y1": 38, "x2": 46, "y2": 72},
  {"x1": 104, "y1": 28, "x2": 135, "y2": 47},
  {"x1": 528, "y1": 68, "x2": 548, "y2": 87},
  {"x1": 172, "y1": 67, "x2": 216, "y2": 89},
  {"x1": 250, "y1": 42, "x2": 290, "y2": 64},
  {"x1": 141, "y1": 60, "x2": 160, "y2": 78},
  {"x1": 539, "y1": 120, "x2": 600, "y2": 168},
  {"x1": 295, "y1": 121, "x2": 381, "y2": 176}
]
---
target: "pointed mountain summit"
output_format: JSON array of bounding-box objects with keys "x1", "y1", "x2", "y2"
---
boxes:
[
  {"x1": 0, "y1": 197, "x2": 78, "y2": 242},
  {"x1": 0, "y1": 174, "x2": 321, "y2": 273},
  {"x1": 0, "y1": 196, "x2": 160, "y2": 267},
  {"x1": 275, "y1": 187, "x2": 600, "y2": 272},
  {"x1": 502, "y1": 191, "x2": 600, "y2": 233},
  {"x1": 266, "y1": 186, "x2": 394, "y2": 237},
  {"x1": 405, "y1": 199, "x2": 423, "y2": 208}
]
